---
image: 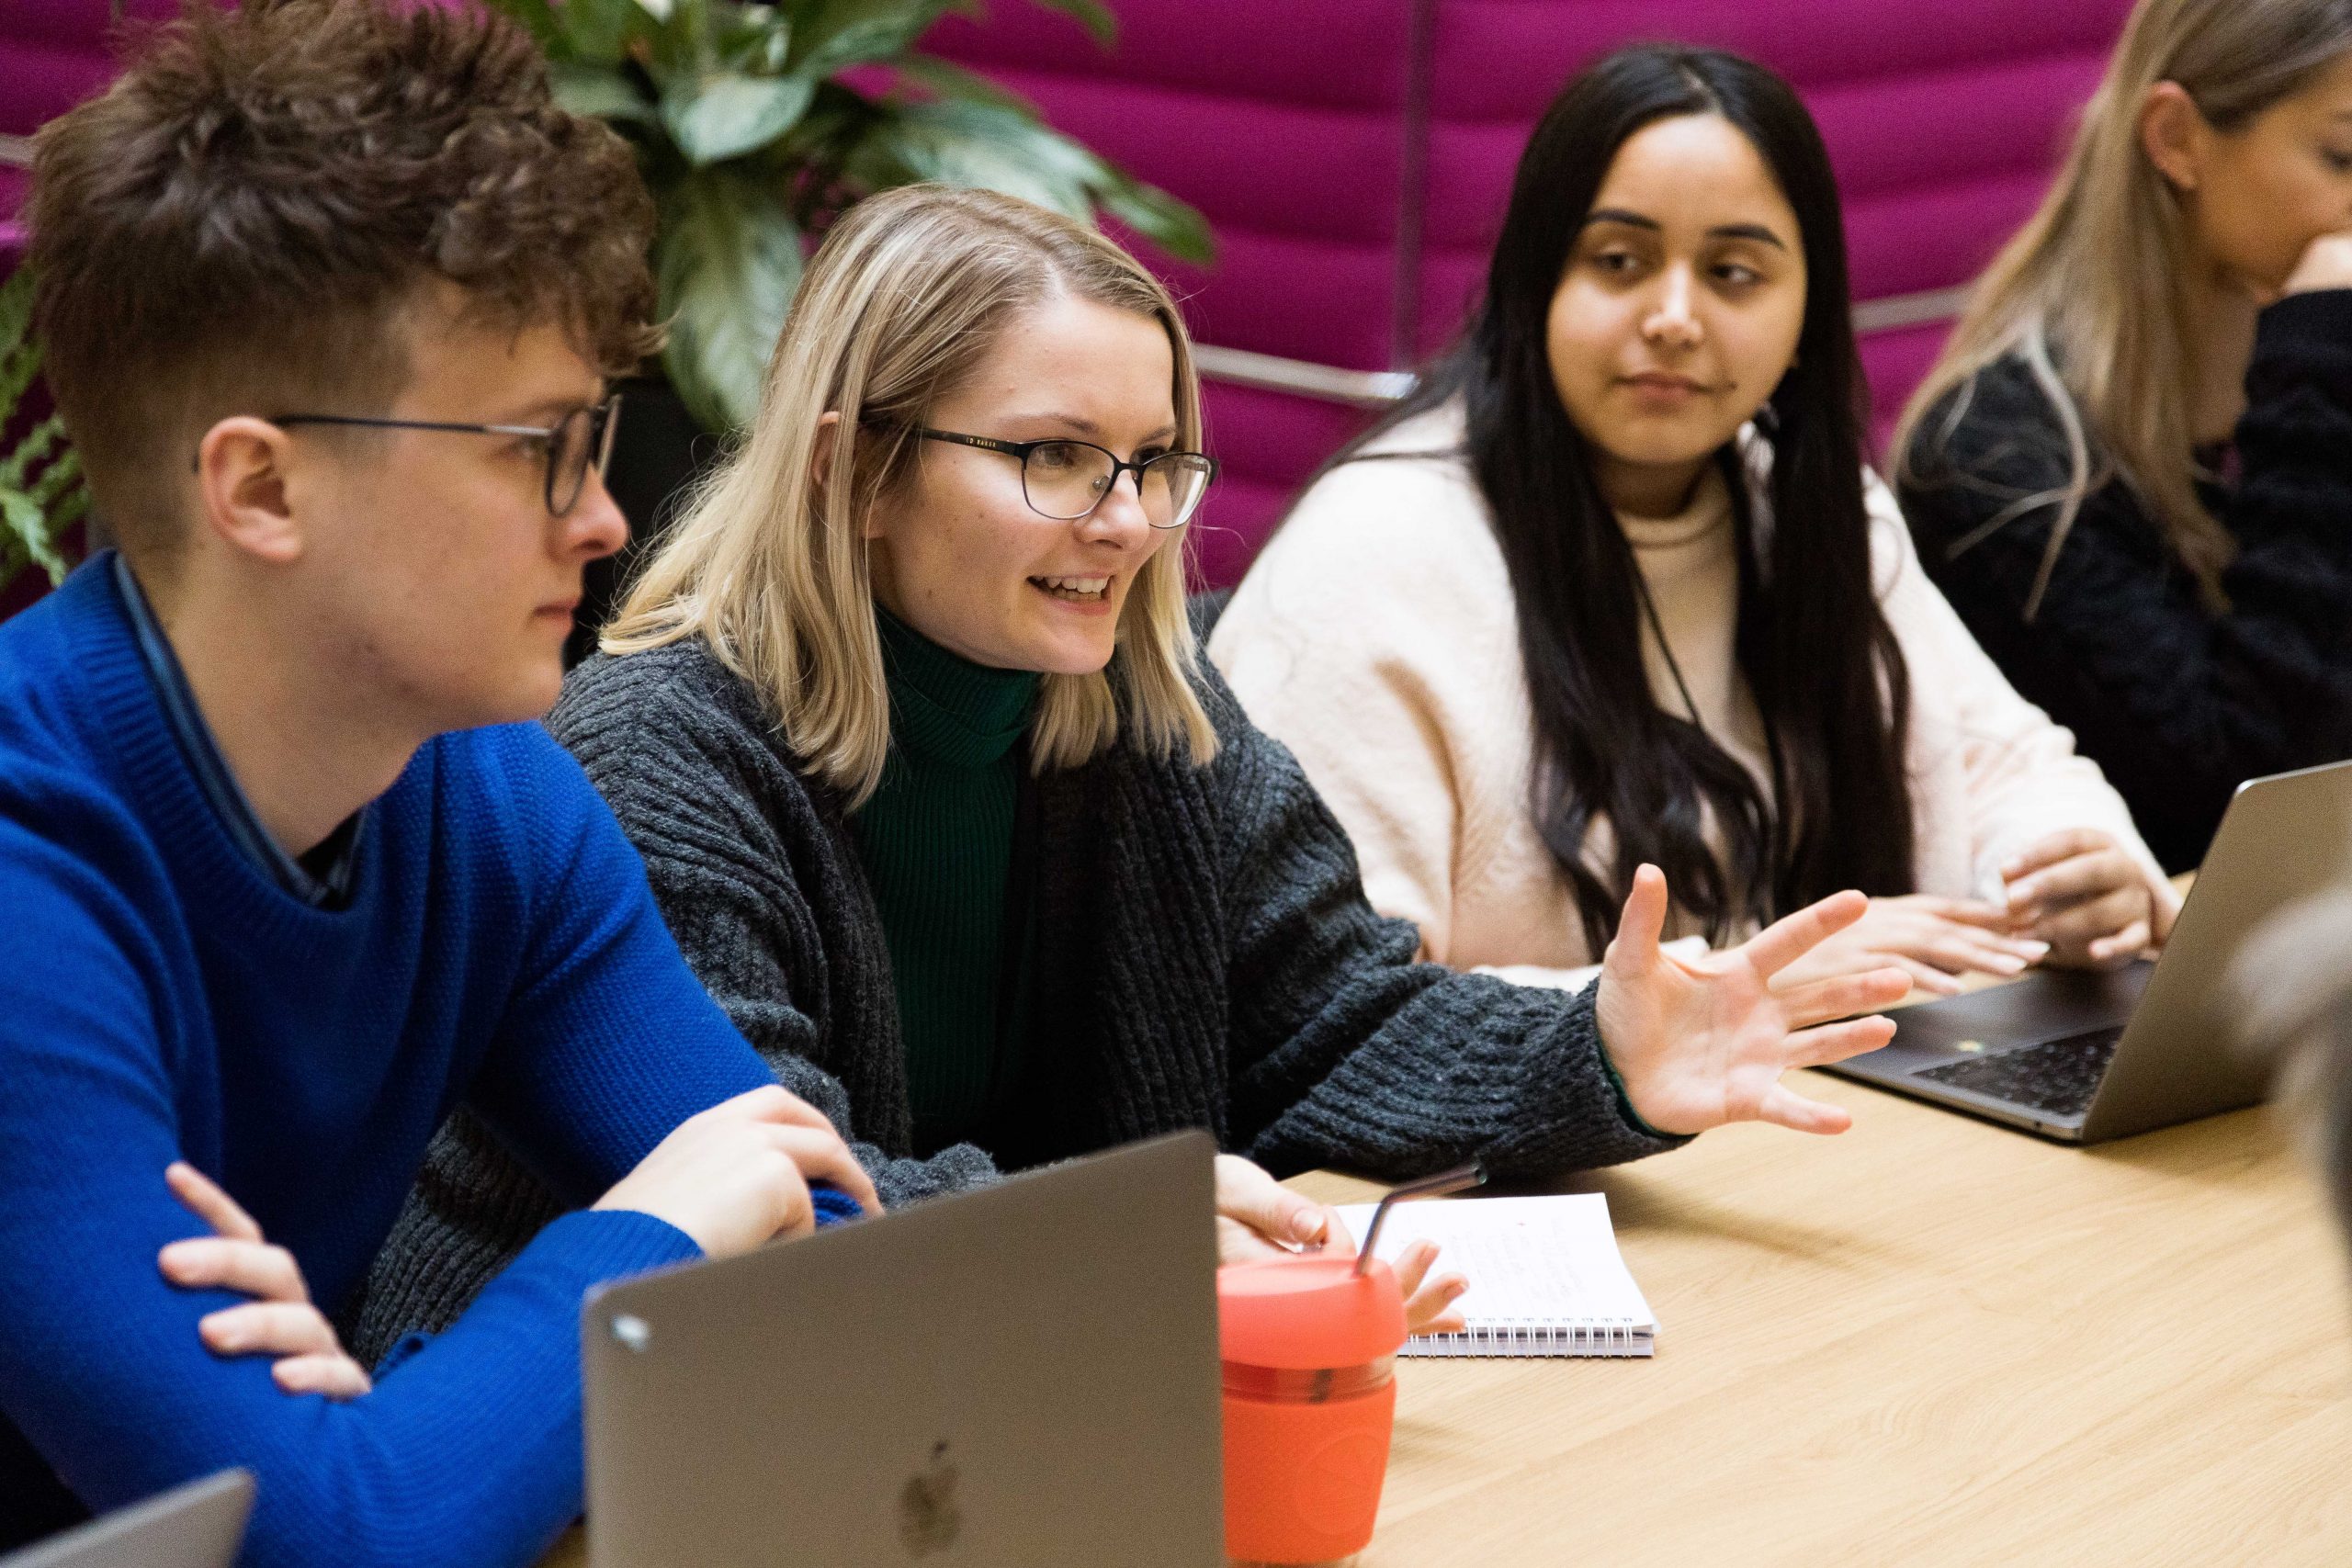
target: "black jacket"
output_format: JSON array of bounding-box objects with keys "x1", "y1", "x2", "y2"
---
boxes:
[{"x1": 1899, "y1": 288, "x2": 2352, "y2": 873}]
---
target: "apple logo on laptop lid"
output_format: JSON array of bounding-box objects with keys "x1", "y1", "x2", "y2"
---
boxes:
[{"x1": 897, "y1": 1439, "x2": 961, "y2": 1558}]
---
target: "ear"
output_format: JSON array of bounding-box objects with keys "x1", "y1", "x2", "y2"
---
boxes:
[
  {"x1": 2140, "y1": 81, "x2": 2210, "y2": 194},
  {"x1": 808, "y1": 409, "x2": 872, "y2": 542},
  {"x1": 193, "y1": 417, "x2": 306, "y2": 566}
]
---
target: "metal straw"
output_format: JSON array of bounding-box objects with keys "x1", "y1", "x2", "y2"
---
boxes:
[{"x1": 1353, "y1": 1159, "x2": 1488, "y2": 1275}]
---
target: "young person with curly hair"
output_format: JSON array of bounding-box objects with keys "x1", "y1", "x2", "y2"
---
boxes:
[{"x1": 0, "y1": 4, "x2": 875, "y2": 1562}]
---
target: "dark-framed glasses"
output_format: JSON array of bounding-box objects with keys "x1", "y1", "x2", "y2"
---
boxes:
[
  {"x1": 902, "y1": 426, "x2": 1216, "y2": 530},
  {"x1": 270, "y1": 394, "x2": 622, "y2": 516}
]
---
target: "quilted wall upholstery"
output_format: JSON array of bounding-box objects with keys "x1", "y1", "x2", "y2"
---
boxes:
[
  {"x1": 0, "y1": 1, "x2": 181, "y2": 266},
  {"x1": 0, "y1": 0, "x2": 2139, "y2": 591},
  {"x1": 933, "y1": 0, "x2": 2138, "y2": 583}
]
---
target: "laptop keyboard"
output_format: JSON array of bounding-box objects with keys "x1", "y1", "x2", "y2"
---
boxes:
[{"x1": 1911, "y1": 1027, "x2": 2124, "y2": 1119}]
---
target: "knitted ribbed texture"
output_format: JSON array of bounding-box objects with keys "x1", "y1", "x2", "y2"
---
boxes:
[
  {"x1": 355, "y1": 629, "x2": 1686, "y2": 1351},
  {"x1": 0, "y1": 559, "x2": 782, "y2": 1566},
  {"x1": 1901, "y1": 288, "x2": 2352, "y2": 873},
  {"x1": 858, "y1": 606, "x2": 1038, "y2": 1151}
]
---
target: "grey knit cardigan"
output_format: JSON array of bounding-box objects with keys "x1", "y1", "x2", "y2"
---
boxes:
[{"x1": 344, "y1": 637, "x2": 1681, "y2": 1364}]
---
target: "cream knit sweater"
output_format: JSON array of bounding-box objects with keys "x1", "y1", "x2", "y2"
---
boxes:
[{"x1": 1209, "y1": 408, "x2": 2174, "y2": 990}]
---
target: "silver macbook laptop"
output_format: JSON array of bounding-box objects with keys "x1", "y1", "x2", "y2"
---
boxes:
[
  {"x1": 582, "y1": 1130, "x2": 1224, "y2": 1567},
  {"x1": 2, "y1": 1472, "x2": 251, "y2": 1568},
  {"x1": 1826, "y1": 758, "x2": 2352, "y2": 1142}
]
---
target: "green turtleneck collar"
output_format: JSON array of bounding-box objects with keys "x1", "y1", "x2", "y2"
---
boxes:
[{"x1": 874, "y1": 603, "x2": 1040, "y2": 770}]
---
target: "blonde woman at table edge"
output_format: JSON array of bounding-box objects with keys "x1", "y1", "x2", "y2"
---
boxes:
[
  {"x1": 1895, "y1": 0, "x2": 2352, "y2": 877},
  {"x1": 346, "y1": 183, "x2": 1915, "y2": 1363},
  {"x1": 1212, "y1": 45, "x2": 2177, "y2": 1003}
]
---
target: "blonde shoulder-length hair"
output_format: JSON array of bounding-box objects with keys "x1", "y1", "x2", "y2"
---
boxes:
[
  {"x1": 603, "y1": 184, "x2": 1217, "y2": 806},
  {"x1": 1894, "y1": 0, "x2": 2352, "y2": 616}
]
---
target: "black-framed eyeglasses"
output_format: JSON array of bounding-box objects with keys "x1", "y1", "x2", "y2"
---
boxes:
[
  {"x1": 899, "y1": 426, "x2": 1216, "y2": 530},
  {"x1": 268, "y1": 394, "x2": 622, "y2": 516}
]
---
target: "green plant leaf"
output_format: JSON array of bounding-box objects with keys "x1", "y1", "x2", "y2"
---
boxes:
[
  {"x1": 716, "y1": 4, "x2": 794, "y2": 72},
  {"x1": 842, "y1": 97, "x2": 1215, "y2": 262},
  {"x1": 0, "y1": 488, "x2": 66, "y2": 589},
  {"x1": 663, "y1": 71, "x2": 818, "y2": 164},
  {"x1": 0, "y1": 267, "x2": 30, "y2": 345},
  {"x1": 1021, "y1": 0, "x2": 1115, "y2": 48},
  {"x1": 550, "y1": 61, "x2": 661, "y2": 124},
  {"x1": 892, "y1": 52, "x2": 1039, "y2": 115},
  {"x1": 49, "y1": 481, "x2": 89, "y2": 539},
  {"x1": 0, "y1": 419, "x2": 44, "y2": 493},
  {"x1": 481, "y1": 0, "x2": 568, "y2": 53},
  {"x1": 539, "y1": 0, "x2": 655, "y2": 64},
  {"x1": 1097, "y1": 175, "x2": 1216, "y2": 265},
  {"x1": 27, "y1": 435, "x2": 79, "y2": 507},
  {"x1": 648, "y1": 0, "x2": 723, "y2": 74},
  {"x1": 845, "y1": 98, "x2": 1090, "y2": 218},
  {"x1": 658, "y1": 171, "x2": 805, "y2": 430},
  {"x1": 788, "y1": 0, "x2": 957, "y2": 78}
]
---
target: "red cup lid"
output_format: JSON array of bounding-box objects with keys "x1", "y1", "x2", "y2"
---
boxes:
[{"x1": 1217, "y1": 1253, "x2": 1409, "y2": 1370}]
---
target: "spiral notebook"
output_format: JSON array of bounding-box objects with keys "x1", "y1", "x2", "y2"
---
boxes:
[{"x1": 1333, "y1": 1193, "x2": 1657, "y2": 1358}]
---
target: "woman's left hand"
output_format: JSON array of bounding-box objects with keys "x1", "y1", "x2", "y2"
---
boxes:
[
  {"x1": 2000, "y1": 829, "x2": 2177, "y2": 969},
  {"x1": 1214, "y1": 1154, "x2": 1468, "y2": 1334}
]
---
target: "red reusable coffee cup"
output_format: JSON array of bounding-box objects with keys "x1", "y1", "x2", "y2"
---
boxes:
[{"x1": 1217, "y1": 1254, "x2": 1410, "y2": 1565}]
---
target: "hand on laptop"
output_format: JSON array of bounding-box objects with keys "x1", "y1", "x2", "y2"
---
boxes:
[
  {"x1": 1770, "y1": 894, "x2": 2050, "y2": 999},
  {"x1": 1213, "y1": 1155, "x2": 1469, "y2": 1334},
  {"x1": 1595, "y1": 866, "x2": 1911, "y2": 1136},
  {"x1": 2001, "y1": 829, "x2": 2179, "y2": 969},
  {"x1": 157, "y1": 1162, "x2": 372, "y2": 1399},
  {"x1": 594, "y1": 1085, "x2": 881, "y2": 1258}
]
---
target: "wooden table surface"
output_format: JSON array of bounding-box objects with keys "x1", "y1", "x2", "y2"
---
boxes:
[{"x1": 1294, "y1": 1070, "x2": 2352, "y2": 1567}]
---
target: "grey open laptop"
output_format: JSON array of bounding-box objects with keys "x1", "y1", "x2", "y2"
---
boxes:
[
  {"x1": 582, "y1": 1130, "x2": 1223, "y2": 1567},
  {"x1": 1827, "y1": 758, "x2": 2352, "y2": 1143},
  {"x1": 1, "y1": 1472, "x2": 251, "y2": 1568}
]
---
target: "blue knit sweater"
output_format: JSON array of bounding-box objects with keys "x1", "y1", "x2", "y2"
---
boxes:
[{"x1": 0, "y1": 559, "x2": 786, "y2": 1567}]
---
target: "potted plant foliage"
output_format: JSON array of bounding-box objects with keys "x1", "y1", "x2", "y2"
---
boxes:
[
  {"x1": 486, "y1": 0, "x2": 1212, "y2": 655},
  {"x1": 0, "y1": 266, "x2": 88, "y2": 604},
  {"x1": 493, "y1": 0, "x2": 1210, "y2": 431}
]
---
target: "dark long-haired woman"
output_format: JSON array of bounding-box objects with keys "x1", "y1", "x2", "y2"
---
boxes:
[{"x1": 1213, "y1": 45, "x2": 2173, "y2": 1000}]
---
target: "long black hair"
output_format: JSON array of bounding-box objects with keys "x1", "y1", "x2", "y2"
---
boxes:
[{"x1": 1334, "y1": 44, "x2": 1914, "y2": 953}]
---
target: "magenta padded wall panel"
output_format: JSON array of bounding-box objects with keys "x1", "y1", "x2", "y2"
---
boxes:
[
  {"x1": 0, "y1": 0, "x2": 2141, "y2": 592},
  {"x1": 2, "y1": 0, "x2": 180, "y2": 137}
]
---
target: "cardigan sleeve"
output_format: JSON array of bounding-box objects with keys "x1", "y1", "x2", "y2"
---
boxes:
[
  {"x1": 1194, "y1": 667, "x2": 1688, "y2": 1180},
  {"x1": 1899, "y1": 289, "x2": 2352, "y2": 870}
]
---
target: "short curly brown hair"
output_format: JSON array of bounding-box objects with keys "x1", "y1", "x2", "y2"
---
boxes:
[{"x1": 28, "y1": 0, "x2": 662, "y2": 555}]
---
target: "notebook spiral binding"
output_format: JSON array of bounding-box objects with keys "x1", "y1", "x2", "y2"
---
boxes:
[{"x1": 1407, "y1": 1315, "x2": 1650, "y2": 1358}]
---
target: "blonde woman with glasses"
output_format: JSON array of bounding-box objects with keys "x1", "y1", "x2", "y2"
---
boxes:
[
  {"x1": 353, "y1": 184, "x2": 1914, "y2": 1353},
  {"x1": 1897, "y1": 0, "x2": 2352, "y2": 875}
]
